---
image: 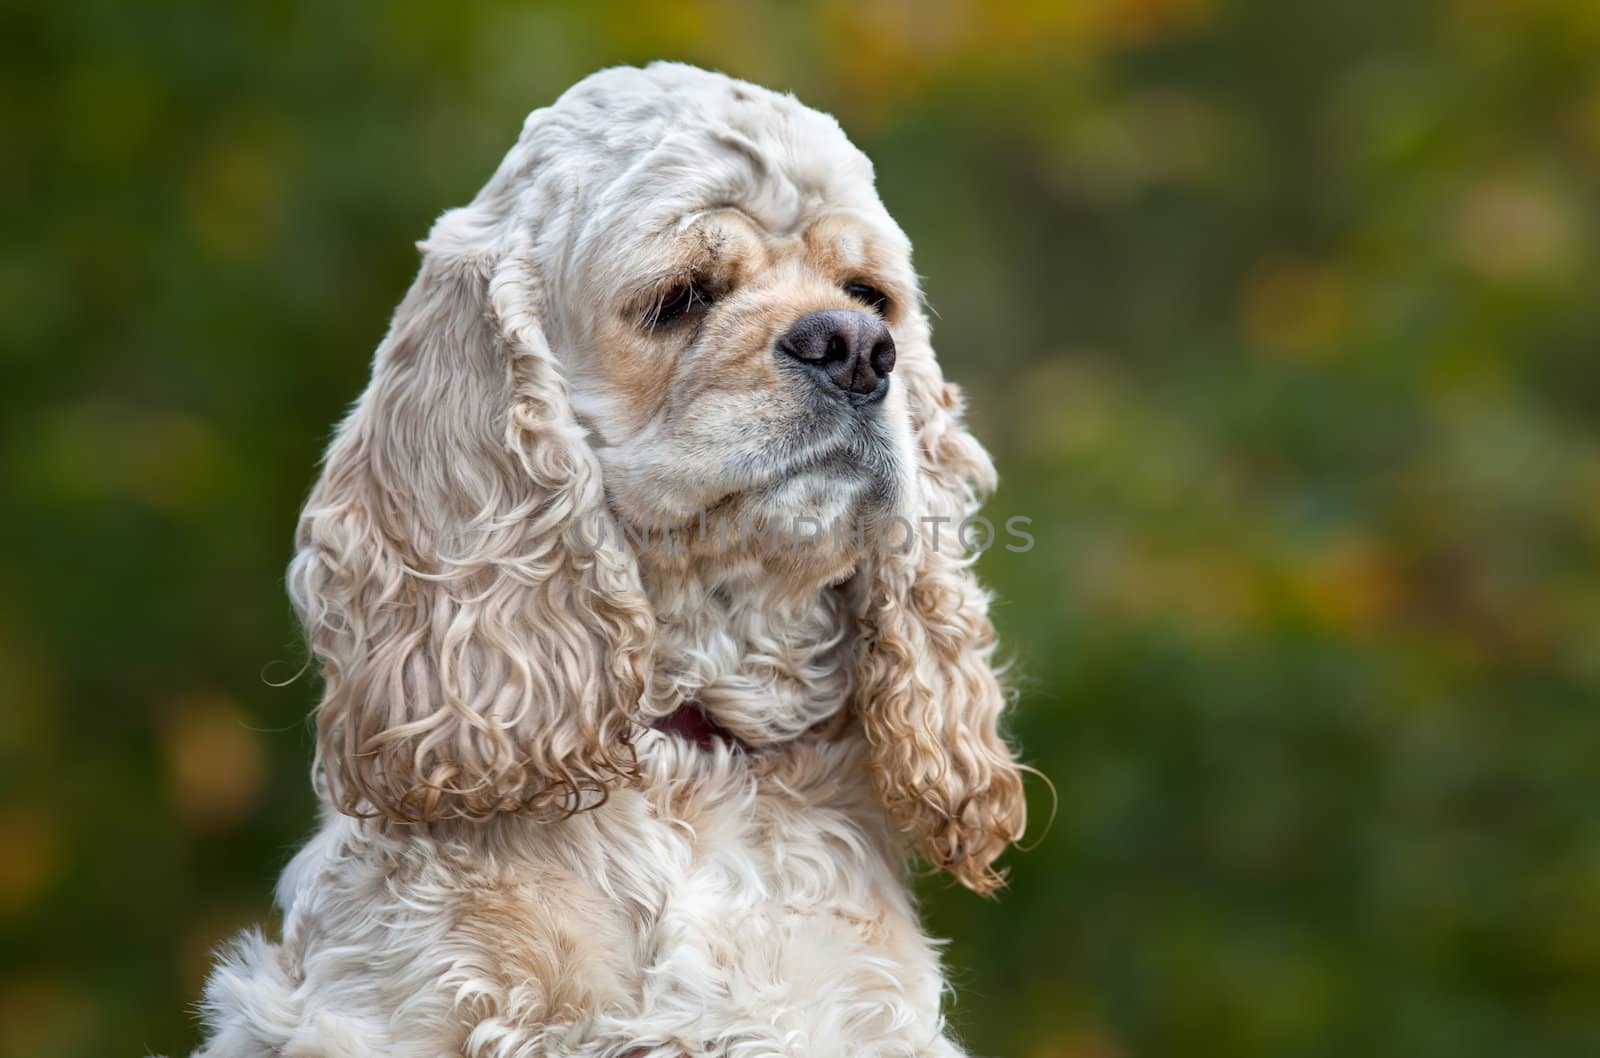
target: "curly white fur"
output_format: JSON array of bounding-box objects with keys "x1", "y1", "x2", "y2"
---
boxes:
[{"x1": 187, "y1": 63, "x2": 1025, "y2": 1058}]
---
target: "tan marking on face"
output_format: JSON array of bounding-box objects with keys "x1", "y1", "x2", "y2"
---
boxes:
[
  {"x1": 802, "y1": 213, "x2": 869, "y2": 277},
  {"x1": 593, "y1": 211, "x2": 776, "y2": 432},
  {"x1": 590, "y1": 315, "x2": 673, "y2": 436},
  {"x1": 801, "y1": 213, "x2": 911, "y2": 322}
]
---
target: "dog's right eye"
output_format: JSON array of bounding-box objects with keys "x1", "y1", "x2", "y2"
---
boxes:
[
  {"x1": 844, "y1": 282, "x2": 892, "y2": 317},
  {"x1": 648, "y1": 281, "x2": 712, "y2": 329}
]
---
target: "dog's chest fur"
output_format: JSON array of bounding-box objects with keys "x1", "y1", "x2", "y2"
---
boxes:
[{"x1": 207, "y1": 739, "x2": 960, "y2": 1058}]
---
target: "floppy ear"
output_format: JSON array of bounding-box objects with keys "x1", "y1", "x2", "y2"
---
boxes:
[
  {"x1": 855, "y1": 314, "x2": 1027, "y2": 895},
  {"x1": 289, "y1": 210, "x2": 654, "y2": 824}
]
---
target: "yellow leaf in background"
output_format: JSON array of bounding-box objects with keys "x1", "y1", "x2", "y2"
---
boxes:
[
  {"x1": 1451, "y1": 176, "x2": 1580, "y2": 286},
  {"x1": 186, "y1": 109, "x2": 296, "y2": 263},
  {"x1": 1241, "y1": 256, "x2": 1349, "y2": 360},
  {"x1": 817, "y1": 0, "x2": 1214, "y2": 115},
  {"x1": 979, "y1": 0, "x2": 1211, "y2": 56},
  {"x1": 1098, "y1": 0, "x2": 1213, "y2": 47},
  {"x1": 821, "y1": 0, "x2": 942, "y2": 119},
  {"x1": 1072, "y1": 535, "x2": 1266, "y2": 638},
  {"x1": 1296, "y1": 536, "x2": 1403, "y2": 635},
  {"x1": 1027, "y1": 1023, "x2": 1123, "y2": 1058},
  {"x1": 0, "y1": 810, "x2": 60, "y2": 920},
  {"x1": 1447, "y1": 0, "x2": 1600, "y2": 46},
  {"x1": 601, "y1": 0, "x2": 718, "y2": 56},
  {"x1": 162, "y1": 693, "x2": 266, "y2": 833}
]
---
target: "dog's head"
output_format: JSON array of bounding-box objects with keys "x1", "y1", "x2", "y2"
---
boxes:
[{"x1": 292, "y1": 64, "x2": 1025, "y2": 892}]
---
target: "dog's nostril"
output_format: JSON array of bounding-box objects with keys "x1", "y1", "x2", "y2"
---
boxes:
[
  {"x1": 870, "y1": 337, "x2": 896, "y2": 377},
  {"x1": 824, "y1": 333, "x2": 849, "y2": 364}
]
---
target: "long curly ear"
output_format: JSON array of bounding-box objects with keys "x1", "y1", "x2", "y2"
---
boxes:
[
  {"x1": 856, "y1": 313, "x2": 1027, "y2": 895},
  {"x1": 289, "y1": 210, "x2": 653, "y2": 824}
]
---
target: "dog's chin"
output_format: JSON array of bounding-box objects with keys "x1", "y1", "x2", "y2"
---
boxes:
[
  {"x1": 695, "y1": 467, "x2": 881, "y2": 581},
  {"x1": 618, "y1": 455, "x2": 893, "y2": 588}
]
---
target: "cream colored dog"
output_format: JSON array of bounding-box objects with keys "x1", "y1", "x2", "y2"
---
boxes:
[{"x1": 190, "y1": 62, "x2": 1026, "y2": 1058}]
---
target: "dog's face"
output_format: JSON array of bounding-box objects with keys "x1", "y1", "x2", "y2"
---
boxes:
[
  {"x1": 569, "y1": 210, "x2": 914, "y2": 580},
  {"x1": 537, "y1": 88, "x2": 921, "y2": 585}
]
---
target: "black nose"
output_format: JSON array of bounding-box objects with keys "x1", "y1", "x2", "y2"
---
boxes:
[{"x1": 776, "y1": 309, "x2": 896, "y2": 404}]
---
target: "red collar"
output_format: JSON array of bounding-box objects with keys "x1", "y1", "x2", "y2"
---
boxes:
[{"x1": 650, "y1": 701, "x2": 750, "y2": 752}]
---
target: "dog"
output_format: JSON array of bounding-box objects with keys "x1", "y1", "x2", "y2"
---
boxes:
[{"x1": 188, "y1": 62, "x2": 1027, "y2": 1058}]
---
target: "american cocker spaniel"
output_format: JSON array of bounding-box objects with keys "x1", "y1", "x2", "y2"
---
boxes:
[{"x1": 190, "y1": 63, "x2": 1027, "y2": 1058}]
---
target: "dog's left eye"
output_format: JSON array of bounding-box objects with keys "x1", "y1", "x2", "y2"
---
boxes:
[{"x1": 844, "y1": 282, "x2": 891, "y2": 316}]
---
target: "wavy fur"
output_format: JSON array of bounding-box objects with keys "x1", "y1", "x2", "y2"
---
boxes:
[{"x1": 856, "y1": 318, "x2": 1027, "y2": 894}]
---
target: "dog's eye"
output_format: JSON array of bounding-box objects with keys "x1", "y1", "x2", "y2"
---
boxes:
[
  {"x1": 648, "y1": 281, "x2": 712, "y2": 329},
  {"x1": 844, "y1": 282, "x2": 891, "y2": 317}
]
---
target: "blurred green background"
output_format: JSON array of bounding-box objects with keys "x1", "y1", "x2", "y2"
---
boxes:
[{"x1": 4, "y1": 1, "x2": 1600, "y2": 1055}]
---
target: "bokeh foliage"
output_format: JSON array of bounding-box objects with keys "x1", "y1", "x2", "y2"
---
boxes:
[{"x1": 3, "y1": 1, "x2": 1599, "y2": 1056}]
